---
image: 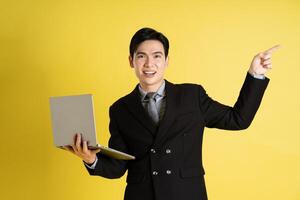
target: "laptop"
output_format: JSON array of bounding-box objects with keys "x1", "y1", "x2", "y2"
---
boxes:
[{"x1": 49, "y1": 94, "x2": 135, "y2": 160}]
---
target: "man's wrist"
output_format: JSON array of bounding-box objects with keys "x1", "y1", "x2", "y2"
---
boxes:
[
  {"x1": 83, "y1": 157, "x2": 96, "y2": 165},
  {"x1": 248, "y1": 70, "x2": 265, "y2": 80},
  {"x1": 84, "y1": 156, "x2": 98, "y2": 169}
]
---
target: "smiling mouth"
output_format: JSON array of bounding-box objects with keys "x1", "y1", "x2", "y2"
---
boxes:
[{"x1": 143, "y1": 71, "x2": 156, "y2": 76}]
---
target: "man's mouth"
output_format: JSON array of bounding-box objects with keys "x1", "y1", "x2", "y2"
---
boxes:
[{"x1": 143, "y1": 71, "x2": 156, "y2": 76}]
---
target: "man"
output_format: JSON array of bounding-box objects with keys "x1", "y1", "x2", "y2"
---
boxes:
[{"x1": 65, "y1": 27, "x2": 280, "y2": 200}]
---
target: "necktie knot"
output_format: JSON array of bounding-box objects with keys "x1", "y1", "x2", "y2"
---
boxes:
[{"x1": 144, "y1": 92, "x2": 158, "y2": 102}]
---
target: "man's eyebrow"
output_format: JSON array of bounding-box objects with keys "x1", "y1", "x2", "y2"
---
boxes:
[
  {"x1": 135, "y1": 51, "x2": 164, "y2": 55},
  {"x1": 152, "y1": 51, "x2": 163, "y2": 55},
  {"x1": 135, "y1": 51, "x2": 147, "y2": 55}
]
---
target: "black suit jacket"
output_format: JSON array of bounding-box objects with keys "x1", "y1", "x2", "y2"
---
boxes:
[{"x1": 85, "y1": 73, "x2": 269, "y2": 200}]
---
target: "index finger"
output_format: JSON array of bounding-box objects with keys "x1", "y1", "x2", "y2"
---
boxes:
[{"x1": 264, "y1": 44, "x2": 281, "y2": 54}]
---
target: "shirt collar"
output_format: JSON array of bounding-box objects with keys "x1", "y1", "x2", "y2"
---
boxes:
[{"x1": 138, "y1": 80, "x2": 166, "y2": 101}]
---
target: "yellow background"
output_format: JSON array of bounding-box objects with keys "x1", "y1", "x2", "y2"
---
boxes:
[{"x1": 0, "y1": 0, "x2": 299, "y2": 199}]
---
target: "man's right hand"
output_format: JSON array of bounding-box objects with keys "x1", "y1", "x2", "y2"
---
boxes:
[{"x1": 64, "y1": 133, "x2": 101, "y2": 164}]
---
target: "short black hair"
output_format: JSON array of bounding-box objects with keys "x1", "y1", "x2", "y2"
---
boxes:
[{"x1": 129, "y1": 27, "x2": 169, "y2": 58}]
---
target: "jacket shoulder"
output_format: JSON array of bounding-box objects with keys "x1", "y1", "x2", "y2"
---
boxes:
[
  {"x1": 173, "y1": 82, "x2": 205, "y2": 93},
  {"x1": 109, "y1": 90, "x2": 135, "y2": 111}
]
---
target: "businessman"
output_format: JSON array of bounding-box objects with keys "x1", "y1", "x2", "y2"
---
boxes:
[{"x1": 65, "y1": 27, "x2": 280, "y2": 200}]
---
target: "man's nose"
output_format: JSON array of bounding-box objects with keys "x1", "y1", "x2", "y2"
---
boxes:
[{"x1": 144, "y1": 57, "x2": 154, "y2": 67}]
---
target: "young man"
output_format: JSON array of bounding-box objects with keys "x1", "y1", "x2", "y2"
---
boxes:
[{"x1": 65, "y1": 28, "x2": 279, "y2": 200}]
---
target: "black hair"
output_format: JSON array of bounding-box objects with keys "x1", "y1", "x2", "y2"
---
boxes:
[{"x1": 129, "y1": 27, "x2": 169, "y2": 58}]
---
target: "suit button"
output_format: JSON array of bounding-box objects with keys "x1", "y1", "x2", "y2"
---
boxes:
[
  {"x1": 166, "y1": 149, "x2": 171, "y2": 154},
  {"x1": 166, "y1": 170, "x2": 172, "y2": 175},
  {"x1": 150, "y1": 149, "x2": 156, "y2": 154},
  {"x1": 152, "y1": 171, "x2": 158, "y2": 176}
]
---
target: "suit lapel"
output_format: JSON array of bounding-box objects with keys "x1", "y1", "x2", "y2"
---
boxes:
[{"x1": 124, "y1": 84, "x2": 157, "y2": 136}]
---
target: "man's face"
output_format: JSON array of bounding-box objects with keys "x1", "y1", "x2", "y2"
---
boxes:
[{"x1": 129, "y1": 40, "x2": 168, "y2": 91}]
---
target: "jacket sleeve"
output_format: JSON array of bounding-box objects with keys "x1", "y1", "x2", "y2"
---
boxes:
[
  {"x1": 199, "y1": 73, "x2": 269, "y2": 130},
  {"x1": 84, "y1": 105, "x2": 128, "y2": 178}
]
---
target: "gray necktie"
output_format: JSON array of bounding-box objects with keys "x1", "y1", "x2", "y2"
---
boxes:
[{"x1": 144, "y1": 92, "x2": 159, "y2": 124}]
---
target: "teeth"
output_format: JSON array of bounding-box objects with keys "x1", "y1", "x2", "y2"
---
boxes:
[{"x1": 144, "y1": 71, "x2": 156, "y2": 74}]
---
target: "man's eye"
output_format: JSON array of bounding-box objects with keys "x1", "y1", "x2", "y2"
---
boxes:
[
  {"x1": 154, "y1": 55, "x2": 162, "y2": 58},
  {"x1": 137, "y1": 55, "x2": 144, "y2": 58}
]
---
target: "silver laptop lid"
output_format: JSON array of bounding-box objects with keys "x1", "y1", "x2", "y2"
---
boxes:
[{"x1": 49, "y1": 94, "x2": 98, "y2": 147}]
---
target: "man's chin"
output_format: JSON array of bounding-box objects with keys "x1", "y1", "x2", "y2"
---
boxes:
[
  {"x1": 140, "y1": 78, "x2": 158, "y2": 85},
  {"x1": 139, "y1": 78, "x2": 164, "y2": 88}
]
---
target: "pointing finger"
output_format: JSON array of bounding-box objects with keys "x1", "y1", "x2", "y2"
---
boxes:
[{"x1": 264, "y1": 44, "x2": 281, "y2": 54}]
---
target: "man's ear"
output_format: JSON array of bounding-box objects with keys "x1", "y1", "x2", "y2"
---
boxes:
[
  {"x1": 129, "y1": 55, "x2": 134, "y2": 68},
  {"x1": 165, "y1": 56, "x2": 169, "y2": 67}
]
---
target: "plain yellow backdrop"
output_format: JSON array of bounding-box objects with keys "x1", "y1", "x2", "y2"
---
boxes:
[{"x1": 0, "y1": 0, "x2": 299, "y2": 199}]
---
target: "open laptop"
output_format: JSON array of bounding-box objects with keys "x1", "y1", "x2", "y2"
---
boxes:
[{"x1": 49, "y1": 94, "x2": 135, "y2": 160}]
